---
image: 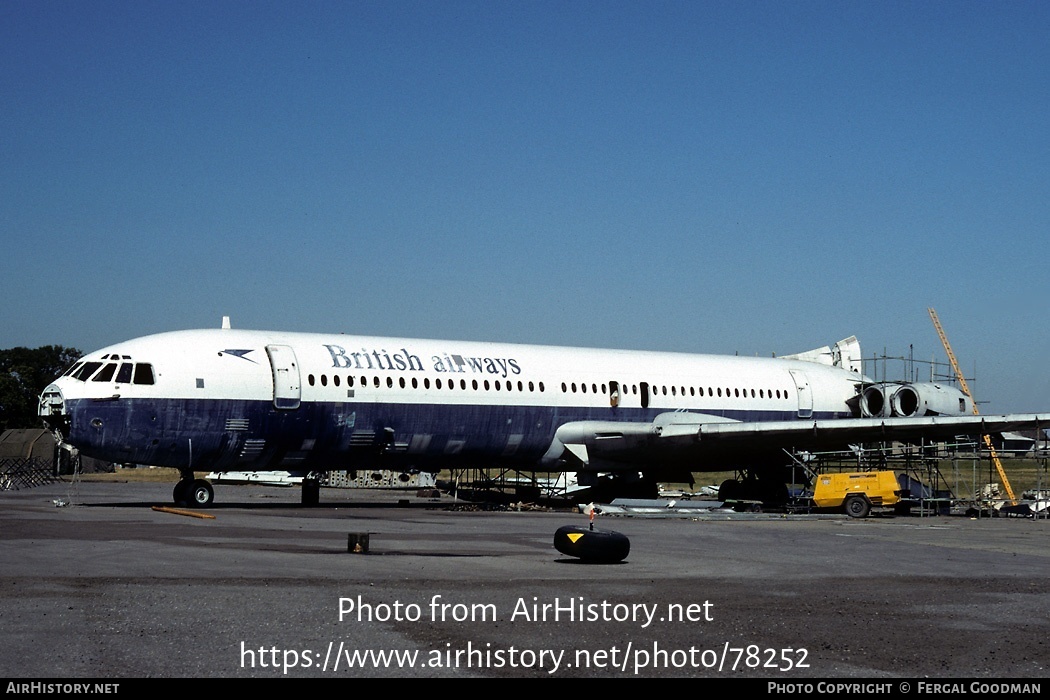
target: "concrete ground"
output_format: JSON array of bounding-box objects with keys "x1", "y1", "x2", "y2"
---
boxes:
[{"x1": 2, "y1": 479, "x2": 1049, "y2": 679}]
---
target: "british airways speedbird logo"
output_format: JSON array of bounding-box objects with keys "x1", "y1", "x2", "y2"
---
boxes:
[{"x1": 221, "y1": 349, "x2": 257, "y2": 363}]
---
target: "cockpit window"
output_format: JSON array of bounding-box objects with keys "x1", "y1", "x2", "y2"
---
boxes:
[
  {"x1": 62, "y1": 362, "x2": 84, "y2": 377},
  {"x1": 133, "y1": 363, "x2": 155, "y2": 385},
  {"x1": 72, "y1": 362, "x2": 102, "y2": 381},
  {"x1": 92, "y1": 363, "x2": 118, "y2": 382},
  {"x1": 115, "y1": 363, "x2": 134, "y2": 383}
]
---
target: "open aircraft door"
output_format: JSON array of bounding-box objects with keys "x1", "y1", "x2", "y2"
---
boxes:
[
  {"x1": 266, "y1": 344, "x2": 301, "y2": 410},
  {"x1": 789, "y1": 369, "x2": 813, "y2": 419}
]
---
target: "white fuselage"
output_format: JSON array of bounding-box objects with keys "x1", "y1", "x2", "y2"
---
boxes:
[{"x1": 39, "y1": 328, "x2": 866, "y2": 476}]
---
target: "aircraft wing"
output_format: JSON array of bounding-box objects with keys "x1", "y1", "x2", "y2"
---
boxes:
[
  {"x1": 665, "y1": 412, "x2": 1049, "y2": 448},
  {"x1": 544, "y1": 412, "x2": 1050, "y2": 470}
]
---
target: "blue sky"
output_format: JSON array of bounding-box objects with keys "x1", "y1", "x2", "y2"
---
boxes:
[{"x1": 2, "y1": 0, "x2": 1047, "y2": 412}]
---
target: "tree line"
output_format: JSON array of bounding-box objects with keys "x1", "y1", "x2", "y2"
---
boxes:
[{"x1": 0, "y1": 346, "x2": 82, "y2": 431}]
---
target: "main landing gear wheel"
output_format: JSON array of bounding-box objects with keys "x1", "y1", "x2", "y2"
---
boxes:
[
  {"x1": 718, "y1": 479, "x2": 742, "y2": 502},
  {"x1": 718, "y1": 474, "x2": 789, "y2": 508}
]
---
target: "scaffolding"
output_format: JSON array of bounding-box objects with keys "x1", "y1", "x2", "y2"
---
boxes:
[
  {"x1": 853, "y1": 338, "x2": 1048, "y2": 517},
  {"x1": 443, "y1": 464, "x2": 585, "y2": 507},
  {"x1": 780, "y1": 436, "x2": 1050, "y2": 519},
  {"x1": 783, "y1": 441, "x2": 955, "y2": 516},
  {"x1": 443, "y1": 346, "x2": 1049, "y2": 516}
]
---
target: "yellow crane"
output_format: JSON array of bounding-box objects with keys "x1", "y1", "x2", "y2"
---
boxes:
[{"x1": 927, "y1": 308, "x2": 1017, "y2": 504}]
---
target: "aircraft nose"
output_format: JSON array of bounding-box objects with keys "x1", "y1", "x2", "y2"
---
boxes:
[{"x1": 38, "y1": 383, "x2": 68, "y2": 436}]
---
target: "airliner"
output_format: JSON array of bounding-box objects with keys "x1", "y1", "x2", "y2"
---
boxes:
[{"x1": 37, "y1": 319, "x2": 1047, "y2": 507}]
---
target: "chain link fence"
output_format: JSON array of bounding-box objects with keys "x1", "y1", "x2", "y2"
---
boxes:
[{"x1": 0, "y1": 457, "x2": 58, "y2": 491}]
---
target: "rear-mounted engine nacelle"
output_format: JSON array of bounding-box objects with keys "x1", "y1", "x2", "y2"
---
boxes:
[{"x1": 861, "y1": 382, "x2": 971, "y2": 418}]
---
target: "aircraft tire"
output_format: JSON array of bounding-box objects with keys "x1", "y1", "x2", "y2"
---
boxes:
[
  {"x1": 760, "y1": 481, "x2": 790, "y2": 507},
  {"x1": 554, "y1": 525, "x2": 630, "y2": 564},
  {"x1": 173, "y1": 480, "x2": 191, "y2": 506},
  {"x1": 845, "y1": 495, "x2": 870, "y2": 519},
  {"x1": 718, "y1": 479, "x2": 741, "y2": 502},
  {"x1": 189, "y1": 479, "x2": 214, "y2": 508}
]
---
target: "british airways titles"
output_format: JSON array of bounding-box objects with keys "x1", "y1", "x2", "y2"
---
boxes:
[{"x1": 324, "y1": 344, "x2": 522, "y2": 379}]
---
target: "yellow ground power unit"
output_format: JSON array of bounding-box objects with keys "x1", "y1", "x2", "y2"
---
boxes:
[{"x1": 811, "y1": 471, "x2": 904, "y2": 518}]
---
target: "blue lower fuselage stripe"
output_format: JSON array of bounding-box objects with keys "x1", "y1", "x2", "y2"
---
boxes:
[{"x1": 65, "y1": 397, "x2": 832, "y2": 471}]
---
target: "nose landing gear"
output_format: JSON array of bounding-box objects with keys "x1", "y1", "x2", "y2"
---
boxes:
[{"x1": 173, "y1": 475, "x2": 214, "y2": 507}]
